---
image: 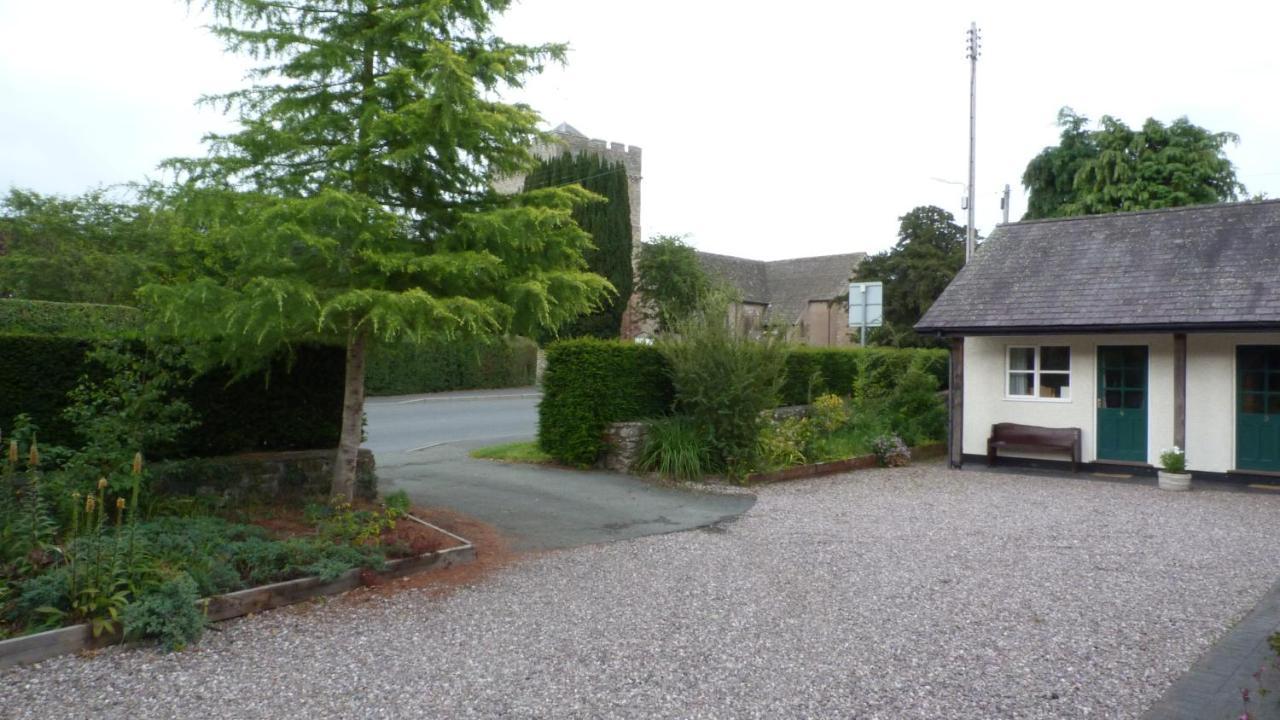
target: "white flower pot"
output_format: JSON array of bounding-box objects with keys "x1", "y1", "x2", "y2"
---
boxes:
[{"x1": 1158, "y1": 470, "x2": 1192, "y2": 492}]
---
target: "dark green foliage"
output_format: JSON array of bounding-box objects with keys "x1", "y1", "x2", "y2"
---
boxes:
[
  {"x1": 778, "y1": 347, "x2": 948, "y2": 406},
  {"x1": 365, "y1": 336, "x2": 538, "y2": 396},
  {"x1": 0, "y1": 299, "x2": 142, "y2": 339},
  {"x1": 635, "y1": 417, "x2": 712, "y2": 481},
  {"x1": 524, "y1": 153, "x2": 633, "y2": 340},
  {"x1": 851, "y1": 355, "x2": 947, "y2": 448},
  {"x1": 635, "y1": 235, "x2": 714, "y2": 332},
  {"x1": 537, "y1": 339, "x2": 673, "y2": 466},
  {"x1": 658, "y1": 298, "x2": 787, "y2": 478},
  {"x1": 0, "y1": 335, "x2": 343, "y2": 457},
  {"x1": 121, "y1": 573, "x2": 205, "y2": 651},
  {"x1": 1023, "y1": 107, "x2": 1244, "y2": 219},
  {"x1": 0, "y1": 189, "x2": 171, "y2": 305},
  {"x1": 853, "y1": 206, "x2": 965, "y2": 347}
]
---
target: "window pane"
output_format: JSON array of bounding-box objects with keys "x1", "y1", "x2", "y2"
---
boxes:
[
  {"x1": 1243, "y1": 371, "x2": 1266, "y2": 392},
  {"x1": 1009, "y1": 348, "x2": 1034, "y2": 371},
  {"x1": 1039, "y1": 373, "x2": 1070, "y2": 399},
  {"x1": 1269, "y1": 394, "x2": 1280, "y2": 414},
  {"x1": 1241, "y1": 349, "x2": 1267, "y2": 372},
  {"x1": 1123, "y1": 390, "x2": 1144, "y2": 409},
  {"x1": 1105, "y1": 390, "x2": 1123, "y2": 408},
  {"x1": 1104, "y1": 369, "x2": 1123, "y2": 389},
  {"x1": 1270, "y1": 373, "x2": 1280, "y2": 392},
  {"x1": 1008, "y1": 372, "x2": 1033, "y2": 396},
  {"x1": 1243, "y1": 393, "x2": 1266, "y2": 414},
  {"x1": 1123, "y1": 347, "x2": 1147, "y2": 365},
  {"x1": 1123, "y1": 369, "x2": 1144, "y2": 389},
  {"x1": 1041, "y1": 346, "x2": 1070, "y2": 371}
]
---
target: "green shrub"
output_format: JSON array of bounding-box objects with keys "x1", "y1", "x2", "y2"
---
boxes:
[
  {"x1": 365, "y1": 336, "x2": 537, "y2": 396},
  {"x1": 0, "y1": 299, "x2": 141, "y2": 339},
  {"x1": 810, "y1": 393, "x2": 851, "y2": 434},
  {"x1": 538, "y1": 339, "x2": 674, "y2": 466},
  {"x1": 122, "y1": 572, "x2": 206, "y2": 651},
  {"x1": 849, "y1": 354, "x2": 946, "y2": 448},
  {"x1": 757, "y1": 416, "x2": 816, "y2": 471},
  {"x1": 0, "y1": 335, "x2": 344, "y2": 457},
  {"x1": 779, "y1": 346, "x2": 948, "y2": 405},
  {"x1": 635, "y1": 416, "x2": 711, "y2": 481},
  {"x1": 659, "y1": 298, "x2": 787, "y2": 477}
]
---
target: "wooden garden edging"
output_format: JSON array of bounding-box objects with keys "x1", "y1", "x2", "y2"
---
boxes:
[
  {"x1": 746, "y1": 443, "x2": 947, "y2": 484},
  {"x1": 0, "y1": 515, "x2": 474, "y2": 670}
]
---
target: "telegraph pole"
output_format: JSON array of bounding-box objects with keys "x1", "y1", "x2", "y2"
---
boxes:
[{"x1": 965, "y1": 22, "x2": 981, "y2": 261}]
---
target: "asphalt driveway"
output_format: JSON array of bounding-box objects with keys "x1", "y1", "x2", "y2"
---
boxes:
[
  {"x1": 10, "y1": 464, "x2": 1280, "y2": 719},
  {"x1": 364, "y1": 388, "x2": 754, "y2": 551}
]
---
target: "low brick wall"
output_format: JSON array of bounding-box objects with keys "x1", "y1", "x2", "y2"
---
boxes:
[{"x1": 151, "y1": 448, "x2": 377, "y2": 501}]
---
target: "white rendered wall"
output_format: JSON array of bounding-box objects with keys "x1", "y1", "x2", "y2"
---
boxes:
[
  {"x1": 1185, "y1": 333, "x2": 1280, "y2": 473},
  {"x1": 962, "y1": 335, "x2": 1175, "y2": 466}
]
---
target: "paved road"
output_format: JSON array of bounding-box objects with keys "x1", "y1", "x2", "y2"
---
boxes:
[{"x1": 364, "y1": 388, "x2": 754, "y2": 552}]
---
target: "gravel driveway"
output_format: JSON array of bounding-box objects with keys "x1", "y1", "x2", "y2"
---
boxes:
[{"x1": 5, "y1": 463, "x2": 1280, "y2": 719}]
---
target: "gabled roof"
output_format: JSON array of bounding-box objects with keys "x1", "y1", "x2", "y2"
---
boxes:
[
  {"x1": 551, "y1": 122, "x2": 586, "y2": 138},
  {"x1": 695, "y1": 250, "x2": 866, "y2": 326},
  {"x1": 916, "y1": 200, "x2": 1280, "y2": 335}
]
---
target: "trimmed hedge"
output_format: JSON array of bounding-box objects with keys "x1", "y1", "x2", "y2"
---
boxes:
[
  {"x1": 538, "y1": 339, "x2": 673, "y2": 466},
  {"x1": 779, "y1": 346, "x2": 948, "y2": 405},
  {"x1": 0, "y1": 299, "x2": 142, "y2": 339},
  {"x1": 537, "y1": 341, "x2": 950, "y2": 466},
  {"x1": 0, "y1": 334, "x2": 344, "y2": 458},
  {"x1": 365, "y1": 336, "x2": 538, "y2": 396}
]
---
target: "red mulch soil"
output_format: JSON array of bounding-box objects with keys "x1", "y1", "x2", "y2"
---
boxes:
[{"x1": 239, "y1": 501, "x2": 456, "y2": 558}]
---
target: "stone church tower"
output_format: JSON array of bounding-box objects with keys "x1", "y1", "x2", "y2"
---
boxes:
[{"x1": 494, "y1": 123, "x2": 645, "y2": 338}]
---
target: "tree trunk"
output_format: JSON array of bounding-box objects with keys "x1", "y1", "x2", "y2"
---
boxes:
[{"x1": 332, "y1": 328, "x2": 368, "y2": 502}]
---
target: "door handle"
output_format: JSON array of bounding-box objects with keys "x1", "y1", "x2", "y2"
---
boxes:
[{"x1": 1096, "y1": 398, "x2": 1103, "y2": 409}]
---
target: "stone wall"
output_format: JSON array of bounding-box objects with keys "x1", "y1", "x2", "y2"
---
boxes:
[
  {"x1": 600, "y1": 421, "x2": 649, "y2": 473},
  {"x1": 151, "y1": 448, "x2": 378, "y2": 502}
]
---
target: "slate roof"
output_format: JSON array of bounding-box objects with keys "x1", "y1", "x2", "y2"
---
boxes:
[
  {"x1": 695, "y1": 250, "x2": 866, "y2": 326},
  {"x1": 915, "y1": 200, "x2": 1280, "y2": 335}
]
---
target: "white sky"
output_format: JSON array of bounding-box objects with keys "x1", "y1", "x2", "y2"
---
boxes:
[{"x1": 2, "y1": 0, "x2": 1278, "y2": 260}]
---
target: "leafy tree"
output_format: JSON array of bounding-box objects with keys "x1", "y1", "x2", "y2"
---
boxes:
[
  {"x1": 854, "y1": 206, "x2": 965, "y2": 347},
  {"x1": 142, "y1": 0, "x2": 612, "y2": 500},
  {"x1": 0, "y1": 188, "x2": 169, "y2": 304},
  {"x1": 634, "y1": 235, "x2": 713, "y2": 333},
  {"x1": 522, "y1": 153, "x2": 632, "y2": 339},
  {"x1": 1023, "y1": 107, "x2": 1244, "y2": 219}
]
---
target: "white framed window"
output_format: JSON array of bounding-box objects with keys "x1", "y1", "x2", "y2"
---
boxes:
[{"x1": 1006, "y1": 345, "x2": 1071, "y2": 401}]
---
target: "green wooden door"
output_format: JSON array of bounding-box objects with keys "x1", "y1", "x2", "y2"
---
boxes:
[
  {"x1": 1237, "y1": 346, "x2": 1280, "y2": 472},
  {"x1": 1097, "y1": 346, "x2": 1148, "y2": 463}
]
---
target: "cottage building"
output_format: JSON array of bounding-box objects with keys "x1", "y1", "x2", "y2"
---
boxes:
[{"x1": 916, "y1": 200, "x2": 1280, "y2": 481}]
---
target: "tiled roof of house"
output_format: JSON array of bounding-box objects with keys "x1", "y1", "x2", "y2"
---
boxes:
[
  {"x1": 915, "y1": 200, "x2": 1280, "y2": 335},
  {"x1": 695, "y1": 250, "x2": 866, "y2": 326}
]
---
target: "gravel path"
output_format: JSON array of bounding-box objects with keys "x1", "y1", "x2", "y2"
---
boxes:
[{"x1": 5, "y1": 464, "x2": 1280, "y2": 719}]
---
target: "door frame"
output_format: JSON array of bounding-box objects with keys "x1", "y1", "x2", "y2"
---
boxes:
[
  {"x1": 1235, "y1": 344, "x2": 1280, "y2": 472},
  {"x1": 1095, "y1": 344, "x2": 1150, "y2": 463}
]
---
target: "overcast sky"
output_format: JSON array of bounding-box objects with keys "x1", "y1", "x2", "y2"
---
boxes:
[{"x1": 2, "y1": 1, "x2": 1278, "y2": 260}]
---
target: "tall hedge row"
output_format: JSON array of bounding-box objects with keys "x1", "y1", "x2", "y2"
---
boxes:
[
  {"x1": 537, "y1": 339, "x2": 674, "y2": 466},
  {"x1": 365, "y1": 336, "x2": 538, "y2": 396},
  {"x1": 0, "y1": 334, "x2": 344, "y2": 458},
  {"x1": 0, "y1": 298, "x2": 142, "y2": 339},
  {"x1": 537, "y1": 340, "x2": 949, "y2": 466}
]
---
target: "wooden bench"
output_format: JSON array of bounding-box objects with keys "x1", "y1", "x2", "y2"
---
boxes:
[{"x1": 987, "y1": 422, "x2": 1082, "y2": 473}]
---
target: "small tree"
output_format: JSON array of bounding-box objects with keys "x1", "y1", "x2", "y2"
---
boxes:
[
  {"x1": 523, "y1": 153, "x2": 632, "y2": 339},
  {"x1": 635, "y1": 235, "x2": 713, "y2": 333},
  {"x1": 143, "y1": 0, "x2": 612, "y2": 500}
]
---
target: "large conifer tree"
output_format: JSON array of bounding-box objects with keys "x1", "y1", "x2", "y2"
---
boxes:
[
  {"x1": 143, "y1": 0, "x2": 611, "y2": 500},
  {"x1": 522, "y1": 152, "x2": 632, "y2": 338}
]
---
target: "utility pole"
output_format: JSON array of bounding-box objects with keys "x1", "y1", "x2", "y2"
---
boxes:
[
  {"x1": 1001, "y1": 183, "x2": 1010, "y2": 224},
  {"x1": 965, "y1": 22, "x2": 981, "y2": 262}
]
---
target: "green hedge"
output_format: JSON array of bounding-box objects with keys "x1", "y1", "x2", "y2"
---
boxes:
[
  {"x1": 365, "y1": 336, "x2": 538, "y2": 396},
  {"x1": 537, "y1": 339, "x2": 674, "y2": 466},
  {"x1": 537, "y1": 342, "x2": 949, "y2": 465},
  {"x1": 0, "y1": 299, "x2": 142, "y2": 339},
  {"x1": 779, "y1": 346, "x2": 948, "y2": 405},
  {"x1": 0, "y1": 334, "x2": 344, "y2": 458}
]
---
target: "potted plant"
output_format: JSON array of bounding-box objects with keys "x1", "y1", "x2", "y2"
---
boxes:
[{"x1": 1158, "y1": 446, "x2": 1191, "y2": 491}]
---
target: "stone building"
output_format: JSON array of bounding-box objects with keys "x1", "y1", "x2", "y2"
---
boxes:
[{"x1": 693, "y1": 250, "x2": 866, "y2": 346}]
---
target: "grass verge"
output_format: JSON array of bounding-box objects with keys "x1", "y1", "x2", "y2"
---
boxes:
[{"x1": 469, "y1": 440, "x2": 552, "y2": 464}]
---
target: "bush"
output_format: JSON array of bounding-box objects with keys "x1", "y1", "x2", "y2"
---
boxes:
[
  {"x1": 659, "y1": 298, "x2": 787, "y2": 477},
  {"x1": 810, "y1": 393, "x2": 851, "y2": 434},
  {"x1": 0, "y1": 299, "x2": 141, "y2": 339},
  {"x1": 122, "y1": 573, "x2": 206, "y2": 651},
  {"x1": 0, "y1": 335, "x2": 344, "y2": 457},
  {"x1": 635, "y1": 416, "x2": 712, "y2": 481},
  {"x1": 757, "y1": 416, "x2": 816, "y2": 470},
  {"x1": 850, "y1": 354, "x2": 947, "y2": 448},
  {"x1": 538, "y1": 339, "x2": 673, "y2": 466},
  {"x1": 871, "y1": 434, "x2": 911, "y2": 467},
  {"x1": 779, "y1": 346, "x2": 948, "y2": 405},
  {"x1": 365, "y1": 336, "x2": 537, "y2": 396}
]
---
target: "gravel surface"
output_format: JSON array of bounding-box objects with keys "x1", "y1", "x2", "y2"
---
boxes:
[{"x1": 5, "y1": 463, "x2": 1280, "y2": 719}]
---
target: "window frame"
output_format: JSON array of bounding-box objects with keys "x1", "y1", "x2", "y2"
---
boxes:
[{"x1": 1004, "y1": 345, "x2": 1072, "y2": 403}]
